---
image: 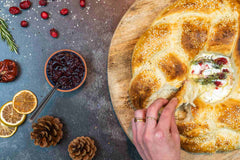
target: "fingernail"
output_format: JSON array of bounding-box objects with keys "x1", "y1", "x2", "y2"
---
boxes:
[{"x1": 172, "y1": 97, "x2": 178, "y2": 102}]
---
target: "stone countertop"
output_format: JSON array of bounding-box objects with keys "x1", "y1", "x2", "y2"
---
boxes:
[{"x1": 0, "y1": 0, "x2": 142, "y2": 159}]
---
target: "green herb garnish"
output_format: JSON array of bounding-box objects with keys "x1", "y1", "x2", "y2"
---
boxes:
[
  {"x1": 0, "y1": 18, "x2": 18, "y2": 54},
  {"x1": 191, "y1": 59, "x2": 223, "y2": 69},
  {"x1": 191, "y1": 59, "x2": 210, "y2": 65},
  {"x1": 194, "y1": 73, "x2": 227, "y2": 85},
  {"x1": 212, "y1": 63, "x2": 223, "y2": 69}
]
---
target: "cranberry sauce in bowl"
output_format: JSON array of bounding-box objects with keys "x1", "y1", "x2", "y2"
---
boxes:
[{"x1": 45, "y1": 50, "x2": 87, "y2": 92}]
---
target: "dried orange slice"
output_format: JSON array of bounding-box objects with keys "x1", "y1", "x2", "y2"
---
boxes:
[
  {"x1": 13, "y1": 90, "x2": 38, "y2": 114},
  {"x1": 0, "y1": 101, "x2": 26, "y2": 127},
  {"x1": 0, "y1": 121, "x2": 17, "y2": 138}
]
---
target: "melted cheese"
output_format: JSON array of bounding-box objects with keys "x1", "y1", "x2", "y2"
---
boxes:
[{"x1": 189, "y1": 53, "x2": 234, "y2": 103}]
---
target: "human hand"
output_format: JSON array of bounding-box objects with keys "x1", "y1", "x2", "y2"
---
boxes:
[{"x1": 132, "y1": 98, "x2": 180, "y2": 160}]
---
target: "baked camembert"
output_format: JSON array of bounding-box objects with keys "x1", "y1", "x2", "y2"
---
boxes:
[{"x1": 189, "y1": 53, "x2": 234, "y2": 103}]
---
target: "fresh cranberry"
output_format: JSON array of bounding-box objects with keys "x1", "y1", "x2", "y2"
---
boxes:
[
  {"x1": 214, "y1": 81, "x2": 222, "y2": 87},
  {"x1": 205, "y1": 64, "x2": 209, "y2": 69},
  {"x1": 20, "y1": 20, "x2": 28, "y2": 27},
  {"x1": 60, "y1": 8, "x2": 69, "y2": 15},
  {"x1": 198, "y1": 62, "x2": 203, "y2": 66},
  {"x1": 223, "y1": 69, "x2": 229, "y2": 73},
  {"x1": 41, "y1": 11, "x2": 49, "y2": 19},
  {"x1": 20, "y1": 0, "x2": 31, "y2": 10},
  {"x1": 9, "y1": 7, "x2": 21, "y2": 15},
  {"x1": 214, "y1": 58, "x2": 228, "y2": 65},
  {"x1": 191, "y1": 70, "x2": 194, "y2": 74},
  {"x1": 50, "y1": 28, "x2": 58, "y2": 38},
  {"x1": 80, "y1": 0, "x2": 86, "y2": 7},
  {"x1": 39, "y1": 0, "x2": 47, "y2": 6},
  {"x1": 218, "y1": 73, "x2": 226, "y2": 80}
]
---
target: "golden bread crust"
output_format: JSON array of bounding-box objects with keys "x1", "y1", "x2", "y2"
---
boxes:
[
  {"x1": 129, "y1": 0, "x2": 240, "y2": 153},
  {"x1": 158, "y1": 53, "x2": 188, "y2": 81},
  {"x1": 206, "y1": 19, "x2": 238, "y2": 55},
  {"x1": 160, "y1": 0, "x2": 224, "y2": 18},
  {"x1": 215, "y1": 99, "x2": 240, "y2": 131},
  {"x1": 129, "y1": 70, "x2": 162, "y2": 109},
  {"x1": 132, "y1": 23, "x2": 172, "y2": 74},
  {"x1": 181, "y1": 17, "x2": 209, "y2": 59}
]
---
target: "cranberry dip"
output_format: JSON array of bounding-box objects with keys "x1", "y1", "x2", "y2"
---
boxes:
[{"x1": 46, "y1": 51, "x2": 85, "y2": 90}]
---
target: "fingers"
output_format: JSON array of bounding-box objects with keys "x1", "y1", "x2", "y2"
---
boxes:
[
  {"x1": 134, "y1": 109, "x2": 147, "y2": 119},
  {"x1": 132, "y1": 118, "x2": 148, "y2": 160},
  {"x1": 133, "y1": 109, "x2": 149, "y2": 160},
  {"x1": 143, "y1": 98, "x2": 168, "y2": 160},
  {"x1": 134, "y1": 109, "x2": 147, "y2": 138},
  {"x1": 170, "y1": 116, "x2": 179, "y2": 134},
  {"x1": 170, "y1": 116, "x2": 180, "y2": 144},
  {"x1": 145, "y1": 98, "x2": 168, "y2": 130},
  {"x1": 132, "y1": 118, "x2": 137, "y2": 145},
  {"x1": 158, "y1": 98, "x2": 178, "y2": 131},
  {"x1": 134, "y1": 109, "x2": 147, "y2": 144}
]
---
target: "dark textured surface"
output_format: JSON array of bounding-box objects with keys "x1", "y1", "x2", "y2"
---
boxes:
[{"x1": 0, "y1": 0, "x2": 142, "y2": 159}]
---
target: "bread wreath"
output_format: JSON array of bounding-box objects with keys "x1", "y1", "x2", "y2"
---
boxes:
[{"x1": 129, "y1": 0, "x2": 240, "y2": 153}]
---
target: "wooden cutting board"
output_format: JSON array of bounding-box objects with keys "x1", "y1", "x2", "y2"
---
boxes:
[{"x1": 107, "y1": 0, "x2": 240, "y2": 159}]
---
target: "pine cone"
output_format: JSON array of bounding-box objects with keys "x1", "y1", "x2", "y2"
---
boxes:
[
  {"x1": 30, "y1": 115, "x2": 63, "y2": 147},
  {"x1": 68, "y1": 136, "x2": 97, "y2": 160}
]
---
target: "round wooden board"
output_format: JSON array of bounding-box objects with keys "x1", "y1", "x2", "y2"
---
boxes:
[{"x1": 107, "y1": 0, "x2": 240, "y2": 159}]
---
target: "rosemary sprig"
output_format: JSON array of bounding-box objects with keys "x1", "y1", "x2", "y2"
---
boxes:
[
  {"x1": 0, "y1": 18, "x2": 18, "y2": 54},
  {"x1": 191, "y1": 59, "x2": 223, "y2": 69},
  {"x1": 194, "y1": 73, "x2": 227, "y2": 85},
  {"x1": 191, "y1": 59, "x2": 212, "y2": 65}
]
